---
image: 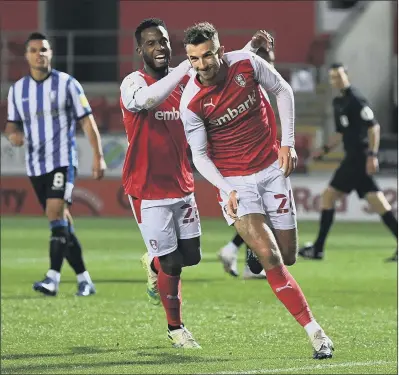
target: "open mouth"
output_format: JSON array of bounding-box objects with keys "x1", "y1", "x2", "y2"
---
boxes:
[{"x1": 154, "y1": 54, "x2": 167, "y2": 64}]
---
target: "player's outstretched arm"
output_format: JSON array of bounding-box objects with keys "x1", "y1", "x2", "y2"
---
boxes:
[{"x1": 121, "y1": 60, "x2": 191, "y2": 112}]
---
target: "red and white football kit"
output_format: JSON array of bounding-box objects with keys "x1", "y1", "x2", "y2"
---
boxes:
[
  {"x1": 120, "y1": 60, "x2": 201, "y2": 257},
  {"x1": 180, "y1": 51, "x2": 297, "y2": 228}
]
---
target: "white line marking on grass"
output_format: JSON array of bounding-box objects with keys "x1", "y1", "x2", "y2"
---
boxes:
[{"x1": 214, "y1": 360, "x2": 396, "y2": 374}]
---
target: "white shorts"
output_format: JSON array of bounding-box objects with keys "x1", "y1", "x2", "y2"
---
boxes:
[
  {"x1": 218, "y1": 161, "x2": 297, "y2": 229},
  {"x1": 129, "y1": 193, "x2": 202, "y2": 258}
]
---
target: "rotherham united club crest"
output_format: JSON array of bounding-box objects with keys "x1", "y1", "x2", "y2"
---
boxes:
[
  {"x1": 234, "y1": 74, "x2": 246, "y2": 88},
  {"x1": 149, "y1": 240, "x2": 158, "y2": 250}
]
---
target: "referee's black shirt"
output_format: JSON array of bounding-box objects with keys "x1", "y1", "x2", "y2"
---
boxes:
[{"x1": 332, "y1": 86, "x2": 377, "y2": 157}]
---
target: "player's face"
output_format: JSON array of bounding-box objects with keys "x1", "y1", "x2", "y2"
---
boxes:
[
  {"x1": 25, "y1": 39, "x2": 52, "y2": 71},
  {"x1": 137, "y1": 26, "x2": 171, "y2": 71},
  {"x1": 186, "y1": 40, "x2": 225, "y2": 84},
  {"x1": 329, "y1": 67, "x2": 349, "y2": 89}
]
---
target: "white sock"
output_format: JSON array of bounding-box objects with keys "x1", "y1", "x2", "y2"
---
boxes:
[
  {"x1": 223, "y1": 241, "x2": 239, "y2": 255},
  {"x1": 304, "y1": 320, "x2": 322, "y2": 337},
  {"x1": 46, "y1": 269, "x2": 61, "y2": 284},
  {"x1": 77, "y1": 271, "x2": 92, "y2": 284}
]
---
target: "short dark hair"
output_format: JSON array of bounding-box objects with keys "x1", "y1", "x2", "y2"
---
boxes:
[
  {"x1": 330, "y1": 62, "x2": 347, "y2": 72},
  {"x1": 135, "y1": 18, "x2": 166, "y2": 45},
  {"x1": 183, "y1": 22, "x2": 219, "y2": 46},
  {"x1": 25, "y1": 32, "x2": 48, "y2": 48}
]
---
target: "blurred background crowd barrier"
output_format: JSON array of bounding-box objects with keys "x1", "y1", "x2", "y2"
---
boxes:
[{"x1": 1, "y1": 0, "x2": 397, "y2": 220}]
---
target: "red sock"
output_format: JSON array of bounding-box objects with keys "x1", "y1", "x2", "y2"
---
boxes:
[
  {"x1": 152, "y1": 257, "x2": 160, "y2": 273},
  {"x1": 157, "y1": 270, "x2": 182, "y2": 327},
  {"x1": 266, "y1": 264, "x2": 313, "y2": 327}
]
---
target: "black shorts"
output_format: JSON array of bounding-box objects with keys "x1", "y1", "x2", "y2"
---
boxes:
[
  {"x1": 29, "y1": 167, "x2": 76, "y2": 210},
  {"x1": 330, "y1": 157, "x2": 380, "y2": 198}
]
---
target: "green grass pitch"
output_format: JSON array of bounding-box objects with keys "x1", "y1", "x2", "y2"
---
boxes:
[{"x1": 1, "y1": 217, "x2": 397, "y2": 374}]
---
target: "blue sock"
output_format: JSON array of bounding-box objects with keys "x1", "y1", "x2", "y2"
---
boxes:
[{"x1": 50, "y1": 219, "x2": 68, "y2": 230}]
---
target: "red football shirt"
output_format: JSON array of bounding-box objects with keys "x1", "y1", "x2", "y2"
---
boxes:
[
  {"x1": 120, "y1": 70, "x2": 194, "y2": 199},
  {"x1": 180, "y1": 51, "x2": 281, "y2": 177}
]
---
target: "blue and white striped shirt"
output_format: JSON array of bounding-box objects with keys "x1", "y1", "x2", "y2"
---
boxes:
[{"x1": 7, "y1": 69, "x2": 92, "y2": 177}]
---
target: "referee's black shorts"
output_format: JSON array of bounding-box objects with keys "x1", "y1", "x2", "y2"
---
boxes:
[
  {"x1": 29, "y1": 166, "x2": 76, "y2": 210},
  {"x1": 330, "y1": 157, "x2": 380, "y2": 198}
]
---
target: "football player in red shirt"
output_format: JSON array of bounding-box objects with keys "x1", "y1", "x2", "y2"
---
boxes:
[
  {"x1": 180, "y1": 22, "x2": 334, "y2": 359},
  {"x1": 120, "y1": 18, "x2": 201, "y2": 349},
  {"x1": 218, "y1": 32, "x2": 276, "y2": 280}
]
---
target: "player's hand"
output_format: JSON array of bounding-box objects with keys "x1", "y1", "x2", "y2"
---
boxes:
[
  {"x1": 226, "y1": 190, "x2": 239, "y2": 220},
  {"x1": 8, "y1": 132, "x2": 24, "y2": 147},
  {"x1": 251, "y1": 30, "x2": 274, "y2": 51},
  {"x1": 312, "y1": 149, "x2": 324, "y2": 161},
  {"x1": 278, "y1": 146, "x2": 298, "y2": 177},
  {"x1": 93, "y1": 155, "x2": 107, "y2": 180},
  {"x1": 366, "y1": 156, "x2": 378, "y2": 175}
]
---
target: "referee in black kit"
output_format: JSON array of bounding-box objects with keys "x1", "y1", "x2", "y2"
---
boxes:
[{"x1": 299, "y1": 63, "x2": 398, "y2": 262}]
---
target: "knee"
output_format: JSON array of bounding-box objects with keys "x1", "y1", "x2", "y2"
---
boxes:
[
  {"x1": 283, "y1": 252, "x2": 297, "y2": 266},
  {"x1": 365, "y1": 192, "x2": 392, "y2": 214},
  {"x1": 159, "y1": 251, "x2": 183, "y2": 276},
  {"x1": 45, "y1": 202, "x2": 65, "y2": 222},
  {"x1": 321, "y1": 188, "x2": 333, "y2": 203},
  {"x1": 185, "y1": 247, "x2": 202, "y2": 266},
  {"x1": 178, "y1": 237, "x2": 202, "y2": 267},
  {"x1": 266, "y1": 250, "x2": 283, "y2": 268}
]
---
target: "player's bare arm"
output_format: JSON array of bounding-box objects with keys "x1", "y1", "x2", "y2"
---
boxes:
[
  {"x1": 312, "y1": 133, "x2": 343, "y2": 160},
  {"x1": 366, "y1": 123, "x2": 380, "y2": 175},
  {"x1": 120, "y1": 60, "x2": 191, "y2": 112},
  {"x1": 251, "y1": 54, "x2": 297, "y2": 177},
  {"x1": 79, "y1": 114, "x2": 106, "y2": 180},
  {"x1": 5, "y1": 122, "x2": 24, "y2": 147}
]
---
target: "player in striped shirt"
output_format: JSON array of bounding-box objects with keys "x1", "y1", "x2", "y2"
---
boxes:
[{"x1": 5, "y1": 32, "x2": 106, "y2": 297}]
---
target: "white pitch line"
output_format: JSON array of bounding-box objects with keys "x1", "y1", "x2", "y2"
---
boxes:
[{"x1": 214, "y1": 360, "x2": 396, "y2": 374}]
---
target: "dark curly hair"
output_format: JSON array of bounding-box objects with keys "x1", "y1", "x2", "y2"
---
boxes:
[{"x1": 135, "y1": 18, "x2": 167, "y2": 45}]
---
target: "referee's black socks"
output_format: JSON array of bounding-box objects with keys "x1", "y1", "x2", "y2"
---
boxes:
[
  {"x1": 314, "y1": 209, "x2": 335, "y2": 252},
  {"x1": 381, "y1": 211, "x2": 398, "y2": 239}
]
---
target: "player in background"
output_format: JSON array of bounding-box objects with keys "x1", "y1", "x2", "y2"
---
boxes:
[
  {"x1": 5, "y1": 32, "x2": 106, "y2": 297},
  {"x1": 120, "y1": 18, "x2": 202, "y2": 349},
  {"x1": 218, "y1": 34, "x2": 276, "y2": 280},
  {"x1": 298, "y1": 63, "x2": 398, "y2": 262},
  {"x1": 180, "y1": 22, "x2": 334, "y2": 359}
]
